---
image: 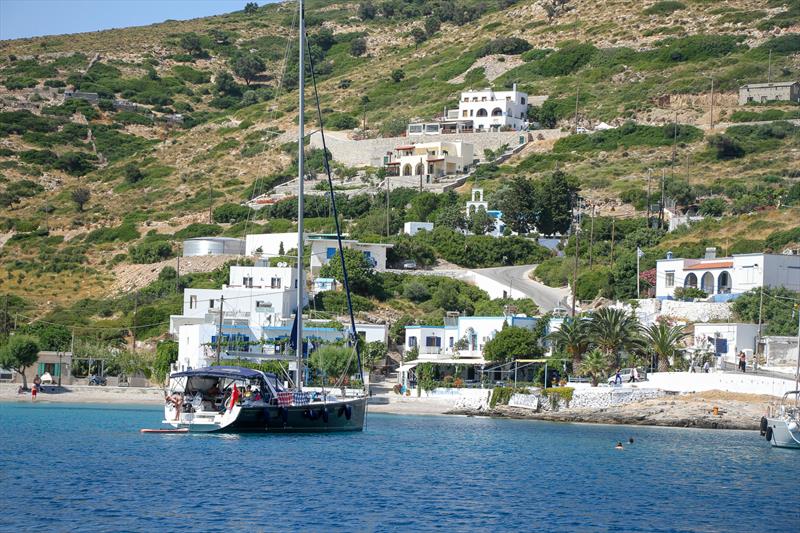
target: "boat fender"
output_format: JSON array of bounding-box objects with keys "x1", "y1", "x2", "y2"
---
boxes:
[
  {"x1": 759, "y1": 416, "x2": 768, "y2": 436},
  {"x1": 337, "y1": 406, "x2": 345, "y2": 418},
  {"x1": 765, "y1": 426, "x2": 773, "y2": 442},
  {"x1": 322, "y1": 408, "x2": 329, "y2": 423},
  {"x1": 345, "y1": 405, "x2": 352, "y2": 420}
]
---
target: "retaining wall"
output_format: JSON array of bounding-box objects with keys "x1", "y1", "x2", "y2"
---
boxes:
[
  {"x1": 309, "y1": 130, "x2": 558, "y2": 167},
  {"x1": 646, "y1": 372, "x2": 796, "y2": 397}
]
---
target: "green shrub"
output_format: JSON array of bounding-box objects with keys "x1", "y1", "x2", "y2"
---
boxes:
[
  {"x1": 674, "y1": 287, "x2": 707, "y2": 300},
  {"x1": 172, "y1": 65, "x2": 211, "y2": 84},
  {"x1": 114, "y1": 111, "x2": 153, "y2": 125},
  {"x1": 489, "y1": 386, "x2": 528, "y2": 408},
  {"x1": 477, "y1": 37, "x2": 531, "y2": 57},
  {"x1": 212, "y1": 203, "x2": 251, "y2": 223},
  {"x1": 326, "y1": 113, "x2": 359, "y2": 130},
  {"x1": 313, "y1": 290, "x2": 375, "y2": 313},
  {"x1": 128, "y1": 241, "x2": 175, "y2": 263},
  {"x1": 537, "y1": 42, "x2": 598, "y2": 76},
  {"x1": 85, "y1": 223, "x2": 140, "y2": 244},
  {"x1": 643, "y1": 1, "x2": 685, "y2": 16},
  {"x1": 554, "y1": 122, "x2": 702, "y2": 153},
  {"x1": 174, "y1": 223, "x2": 223, "y2": 239},
  {"x1": 765, "y1": 227, "x2": 800, "y2": 252}
]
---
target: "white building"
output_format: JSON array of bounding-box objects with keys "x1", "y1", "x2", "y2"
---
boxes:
[
  {"x1": 465, "y1": 188, "x2": 505, "y2": 237},
  {"x1": 457, "y1": 84, "x2": 528, "y2": 131},
  {"x1": 169, "y1": 258, "x2": 387, "y2": 372},
  {"x1": 385, "y1": 140, "x2": 474, "y2": 179},
  {"x1": 691, "y1": 322, "x2": 759, "y2": 367},
  {"x1": 245, "y1": 232, "x2": 300, "y2": 257},
  {"x1": 655, "y1": 250, "x2": 800, "y2": 301},
  {"x1": 403, "y1": 222, "x2": 434, "y2": 236},
  {"x1": 307, "y1": 234, "x2": 393, "y2": 274}
]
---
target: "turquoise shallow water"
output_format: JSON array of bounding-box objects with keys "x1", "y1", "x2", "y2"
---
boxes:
[{"x1": 0, "y1": 402, "x2": 797, "y2": 532}]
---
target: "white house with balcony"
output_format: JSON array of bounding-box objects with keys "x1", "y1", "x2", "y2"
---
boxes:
[
  {"x1": 385, "y1": 140, "x2": 473, "y2": 179},
  {"x1": 655, "y1": 250, "x2": 800, "y2": 301},
  {"x1": 306, "y1": 234, "x2": 393, "y2": 274},
  {"x1": 399, "y1": 315, "x2": 539, "y2": 386},
  {"x1": 458, "y1": 84, "x2": 528, "y2": 131}
]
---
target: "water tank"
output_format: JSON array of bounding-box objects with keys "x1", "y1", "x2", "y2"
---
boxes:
[{"x1": 182, "y1": 237, "x2": 245, "y2": 257}]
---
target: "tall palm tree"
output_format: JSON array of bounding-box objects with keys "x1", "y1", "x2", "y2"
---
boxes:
[
  {"x1": 547, "y1": 317, "x2": 590, "y2": 372},
  {"x1": 581, "y1": 349, "x2": 609, "y2": 387},
  {"x1": 587, "y1": 307, "x2": 641, "y2": 369},
  {"x1": 641, "y1": 322, "x2": 688, "y2": 372}
]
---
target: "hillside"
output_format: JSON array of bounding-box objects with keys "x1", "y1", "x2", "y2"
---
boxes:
[{"x1": 0, "y1": 0, "x2": 799, "y2": 322}]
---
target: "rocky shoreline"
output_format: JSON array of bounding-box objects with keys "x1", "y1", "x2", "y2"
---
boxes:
[{"x1": 448, "y1": 391, "x2": 773, "y2": 431}]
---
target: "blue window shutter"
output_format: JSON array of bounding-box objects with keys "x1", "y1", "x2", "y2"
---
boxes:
[{"x1": 326, "y1": 247, "x2": 336, "y2": 259}]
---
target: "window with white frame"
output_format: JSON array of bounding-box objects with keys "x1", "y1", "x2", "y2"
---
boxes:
[
  {"x1": 189, "y1": 295, "x2": 197, "y2": 309},
  {"x1": 665, "y1": 271, "x2": 675, "y2": 288}
]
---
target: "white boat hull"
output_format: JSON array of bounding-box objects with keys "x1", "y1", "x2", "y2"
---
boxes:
[{"x1": 765, "y1": 417, "x2": 800, "y2": 449}]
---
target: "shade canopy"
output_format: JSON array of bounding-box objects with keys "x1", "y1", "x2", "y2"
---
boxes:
[{"x1": 170, "y1": 366, "x2": 274, "y2": 381}]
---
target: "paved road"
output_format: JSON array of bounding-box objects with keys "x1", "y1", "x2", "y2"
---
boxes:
[{"x1": 473, "y1": 264, "x2": 571, "y2": 312}]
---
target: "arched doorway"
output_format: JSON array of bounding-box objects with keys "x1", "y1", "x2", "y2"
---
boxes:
[
  {"x1": 402, "y1": 164, "x2": 412, "y2": 176},
  {"x1": 491, "y1": 107, "x2": 503, "y2": 116},
  {"x1": 700, "y1": 272, "x2": 714, "y2": 294},
  {"x1": 476, "y1": 108, "x2": 488, "y2": 117},
  {"x1": 717, "y1": 271, "x2": 731, "y2": 294},
  {"x1": 415, "y1": 162, "x2": 424, "y2": 176},
  {"x1": 684, "y1": 273, "x2": 698, "y2": 288}
]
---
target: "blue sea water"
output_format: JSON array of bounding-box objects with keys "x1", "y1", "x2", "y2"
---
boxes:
[{"x1": 0, "y1": 403, "x2": 797, "y2": 532}]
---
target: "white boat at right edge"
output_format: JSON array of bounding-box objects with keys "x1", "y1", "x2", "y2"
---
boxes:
[{"x1": 762, "y1": 391, "x2": 800, "y2": 449}]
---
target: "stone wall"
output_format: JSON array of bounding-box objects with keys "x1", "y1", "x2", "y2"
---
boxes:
[
  {"x1": 509, "y1": 388, "x2": 667, "y2": 411},
  {"x1": 309, "y1": 130, "x2": 562, "y2": 167},
  {"x1": 633, "y1": 298, "x2": 733, "y2": 324}
]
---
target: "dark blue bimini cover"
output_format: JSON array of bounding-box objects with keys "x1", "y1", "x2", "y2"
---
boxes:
[{"x1": 170, "y1": 366, "x2": 274, "y2": 381}]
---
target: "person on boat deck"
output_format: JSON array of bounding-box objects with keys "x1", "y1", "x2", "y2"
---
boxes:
[
  {"x1": 165, "y1": 393, "x2": 183, "y2": 420},
  {"x1": 206, "y1": 382, "x2": 221, "y2": 400},
  {"x1": 244, "y1": 385, "x2": 253, "y2": 399}
]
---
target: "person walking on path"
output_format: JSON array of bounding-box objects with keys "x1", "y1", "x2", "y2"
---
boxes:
[
  {"x1": 703, "y1": 361, "x2": 710, "y2": 373},
  {"x1": 738, "y1": 352, "x2": 746, "y2": 373},
  {"x1": 627, "y1": 367, "x2": 639, "y2": 383},
  {"x1": 614, "y1": 369, "x2": 622, "y2": 386}
]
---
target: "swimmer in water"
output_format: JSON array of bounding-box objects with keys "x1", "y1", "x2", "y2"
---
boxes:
[
  {"x1": 628, "y1": 437, "x2": 634, "y2": 444},
  {"x1": 615, "y1": 442, "x2": 624, "y2": 450}
]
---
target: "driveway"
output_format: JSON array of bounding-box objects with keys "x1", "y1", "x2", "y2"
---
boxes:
[{"x1": 473, "y1": 264, "x2": 571, "y2": 312}]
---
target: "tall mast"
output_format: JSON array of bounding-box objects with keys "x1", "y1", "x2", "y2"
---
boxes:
[{"x1": 295, "y1": 0, "x2": 305, "y2": 391}]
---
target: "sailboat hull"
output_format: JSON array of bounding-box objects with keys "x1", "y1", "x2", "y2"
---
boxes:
[
  {"x1": 168, "y1": 396, "x2": 367, "y2": 433},
  {"x1": 765, "y1": 417, "x2": 800, "y2": 449}
]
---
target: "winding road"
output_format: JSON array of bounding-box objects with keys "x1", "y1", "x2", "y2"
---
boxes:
[{"x1": 473, "y1": 264, "x2": 571, "y2": 312}]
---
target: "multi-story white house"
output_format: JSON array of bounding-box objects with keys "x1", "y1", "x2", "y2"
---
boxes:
[
  {"x1": 307, "y1": 234, "x2": 393, "y2": 274},
  {"x1": 458, "y1": 84, "x2": 528, "y2": 131},
  {"x1": 385, "y1": 140, "x2": 474, "y2": 178},
  {"x1": 655, "y1": 250, "x2": 800, "y2": 300}
]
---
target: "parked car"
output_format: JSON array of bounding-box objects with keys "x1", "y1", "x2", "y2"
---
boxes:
[
  {"x1": 607, "y1": 367, "x2": 647, "y2": 385},
  {"x1": 576, "y1": 127, "x2": 590, "y2": 134},
  {"x1": 402, "y1": 260, "x2": 417, "y2": 269}
]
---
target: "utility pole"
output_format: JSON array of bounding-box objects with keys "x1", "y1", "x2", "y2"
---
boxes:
[
  {"x1": 573, "y1": 84, "x2": 580, "y2": 134},
  {"x1": 571, "y1": 197, "x2": 581, "y2": 317},
  {"x1": 610, "y1": 218, "x2": 616, "y2": 266},
  {"x1": 208, "y1": 184, "x2": 214, "y2": 223},
  {"x1": 1, "y1": 294, "x2": 7, "y2": 335},
  {"x1": 175, "y1": 256, "x2": 180, "y2": 293},
  {"x1": 671, "y1": 111, "x2": 678, "y2": 179},
  {"x1": 757, "y1": 284, "x2": 765, "y2": 358},
  {"x1": 709, "y1": 76, "x2": 715, "y2": 131},
  {"x1": 588, "y1": 203, "x2": 595, "y2": 269},
  {"x1": 768, "y1": 49, "x2": 772, "y2": 83},
  {"x1": 132, "y1": 292, "x2": 138, "y2": 355},
  {"x1": 385, "y1": 173, "x2": 390, "y2": 239},
  {"x1": 645, "y1": 168, "x2": 653, "y2": 226},
  {"x1": 658, "y1": 168, "x2": 666, "y2": 230},
  {"x1": 215, "y1": 295, "x2": 224, "y2": 364}
]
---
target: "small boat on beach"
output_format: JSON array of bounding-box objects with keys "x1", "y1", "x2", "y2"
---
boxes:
[{"x1": 162, "y1": 366, "x2": 365, "y2": 433}]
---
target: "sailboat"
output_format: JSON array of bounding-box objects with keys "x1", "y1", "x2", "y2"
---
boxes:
[
  {"x1": 761, "y1": 312, "x2": 800, "y2": 449},
  {"x1": 159, "y1": 0, "x2": 368, "y2": 433}
]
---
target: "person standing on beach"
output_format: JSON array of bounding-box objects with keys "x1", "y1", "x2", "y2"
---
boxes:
[
  {"x1": 31, "y1": 385, "x2": 38, "y2": 401},
  {"x1": 738, "y1": 352, "x2": 746, "y2": 372}
]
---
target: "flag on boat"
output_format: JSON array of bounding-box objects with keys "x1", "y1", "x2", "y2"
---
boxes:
[{"x1": 228, "y1": 383, "x2": 240, "y2": 411}]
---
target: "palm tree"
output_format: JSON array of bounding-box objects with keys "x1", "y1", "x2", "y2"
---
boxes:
[
  {"x1": 581, "y1": 349, "x2": 609, "y2": 387},
  {"x1": 641, "y1": 322, "x2": 688, "y2": 372},
  {"x1": 547, "y1": 317, "x2": 590, "y2": 372},
  {"x1": 587, "y1": 308, "x2": 641, "y2": 369}
]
